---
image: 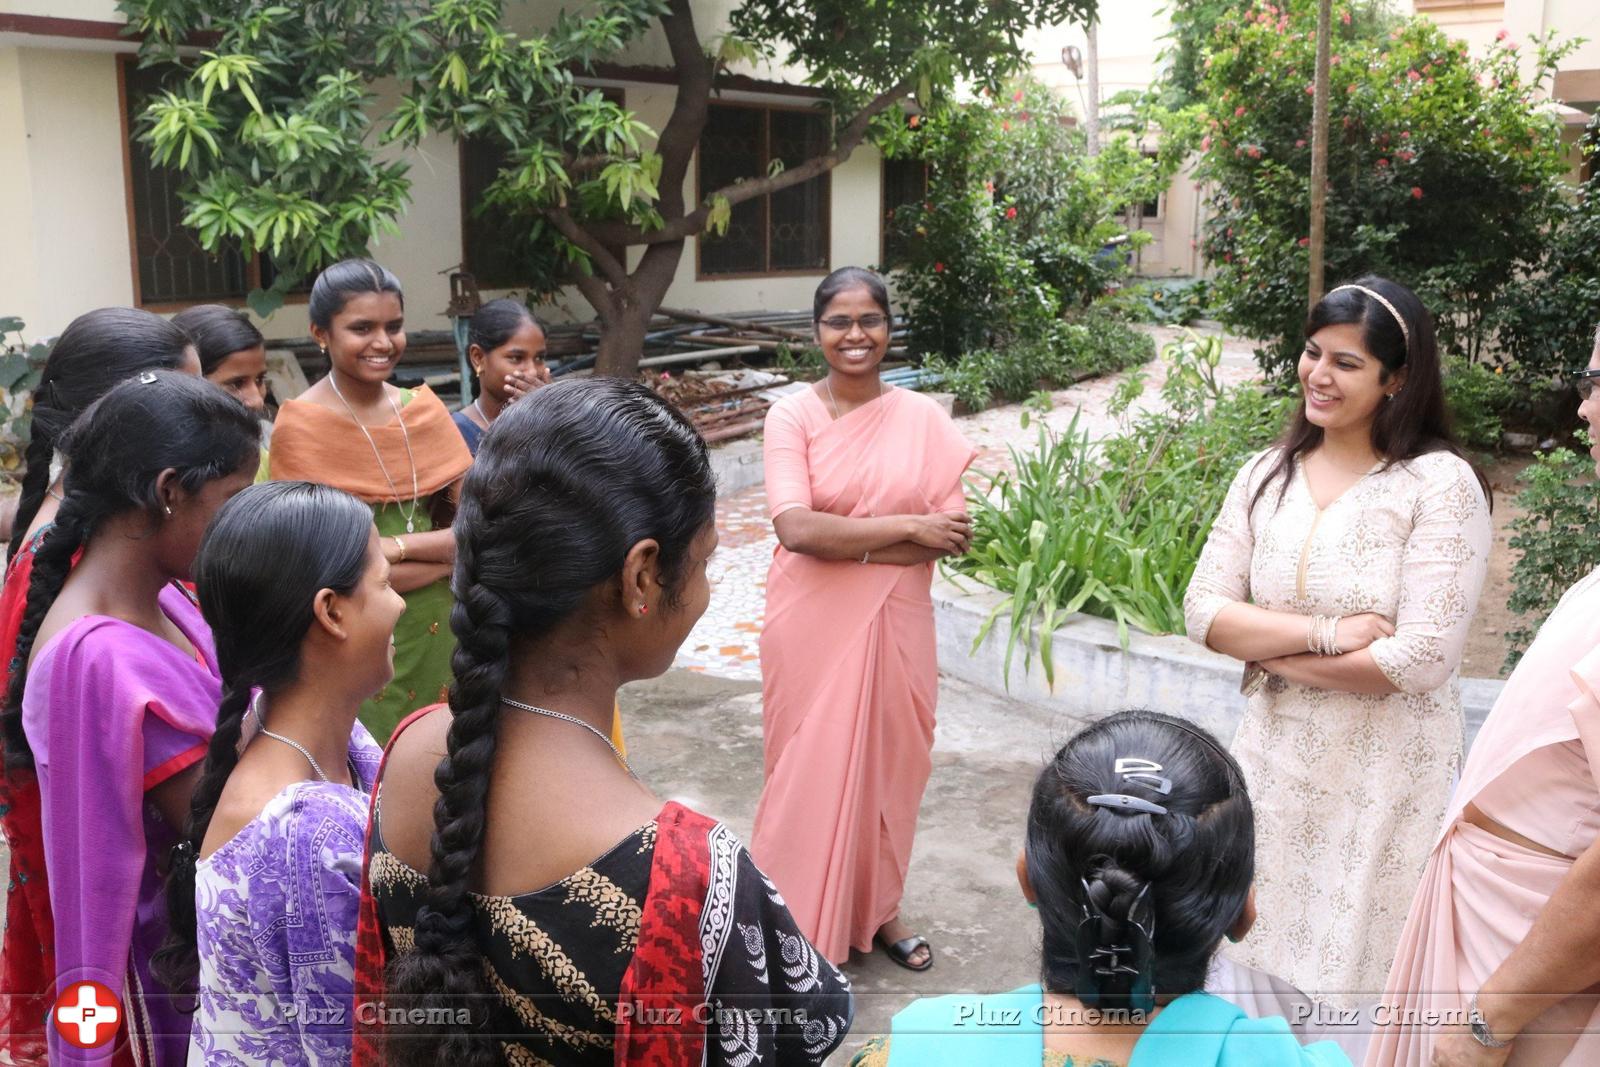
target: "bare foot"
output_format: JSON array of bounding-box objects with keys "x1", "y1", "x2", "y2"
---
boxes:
[{"x1": 877, "y1": 916, "x2": 931, "y2": 969}]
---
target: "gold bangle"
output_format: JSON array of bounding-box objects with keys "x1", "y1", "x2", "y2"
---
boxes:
[{"x1": 392, "y1": 535, "x2": 407, "y2": 564}]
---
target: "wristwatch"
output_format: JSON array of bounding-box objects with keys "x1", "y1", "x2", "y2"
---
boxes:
[{"x1": 1467, "y1": 993, "x2": 1512, "y2": 1050}]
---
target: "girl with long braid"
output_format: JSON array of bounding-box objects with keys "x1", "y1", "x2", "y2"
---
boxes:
[
  {"x1": 5, "y1": 372, "x2": 259, "y2": 1065},
  {"x1": 351, "y1": 378, "x2": 853, "y2": 1067},
  {"x1": 0, "y1": 310, "x2": 199, "y2": 1062},
  {"x1": 855, "y1": 710, "x2": 1350, "y2": 1066},
  {"x1": 154, "y1": 482, "x2": 403, "y2": 1064}
]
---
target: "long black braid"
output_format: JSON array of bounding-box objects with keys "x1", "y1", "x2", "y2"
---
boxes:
[
  {"x1": 382, "y1": 377, "x2": 715, "y2": 1067},
  {"x1": 1, "y1": 372, "x2": 259, "y2": 771}
]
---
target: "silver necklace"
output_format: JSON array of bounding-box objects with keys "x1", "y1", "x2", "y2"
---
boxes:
[
  {"x1": 501, "y1": 696, "x2": 637, "y2": 779},
  {"x1": 260, "y1": 725, "x2": 331, "y2": 783},
  {"x1": 823, "y1": 376, "x2": 885, "y2": 421},
  {"x1": 328, "y1": 371, "x2": 421, "y2": 533},
  {"x1": 471, "y1": 397, "x2": 490, "y2": 428}
]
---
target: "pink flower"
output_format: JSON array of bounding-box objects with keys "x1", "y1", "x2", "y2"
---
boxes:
[
  {"x1": 1376, "y1": 157, "x2": 1389, "y2": 168},
  {"x1": 1235, "y1": 105, "x2": 1246, "y2": 117},
  {"x1": 1397, "y1": 149, "x2": 1414, "y2": 162},
  {"x1": 1013, "y1": 89, "x2": 1024, "y2": 103},
  {"x1": 1201, "y1": 135, "x2": 1213, "y2": 151},
  {"x1": 984, "y1": 180, "x2": 995, "y2": 194},
  {"x1": 1005, "y1": 206, "x2": 1018, "y2": 220},
  {"x1": 1401, "y1": 130, "x2": 1411, "y2": 139},
  {"x1": 1298, "y1": 237, "x2": 1310, "y2": 247},
  {"x1": 1340, "y1": 8, "x2": 1351, "y2": 24},
  {"x1": 1295, "y1": 138, "x2": 1306, "y2": 148},
  {"x1": 1410, "y1": 186, "x2": 1423, "y2": 199},
  {"x1": 934, "y1": 261, "x2": 946, "y2": 273},
  {"x1": 1495, "y1": 28, "x2": 1509, "y2": 41},
  {"x1": 1019, "y1": 111, "x2": 1031, "y2": 122},
  {"x1": 1305, "y1": 83, "x2": 1316, "y2": 95},
  {"x1": 1246, "y1": 145, "x2": 1262, "y2": 159}
]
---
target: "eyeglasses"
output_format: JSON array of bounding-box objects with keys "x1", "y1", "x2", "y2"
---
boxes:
[
  {"x1": 818, "y1": 314, "x2": 889, "y2": 332},
  {"x1": 1576, "y1": 368, "x2": 1600, "y2": 401}
]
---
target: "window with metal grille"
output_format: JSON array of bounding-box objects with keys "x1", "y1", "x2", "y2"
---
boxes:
[
  {"x1": 879, "y1": 156, "x2": 928, "y2": 268},
  {"x1": 697, "y1": 103, "x2": 831, "y2": 277},
  {"x1": 120, "y1": 59, "x2": 252, "y2": 306}
]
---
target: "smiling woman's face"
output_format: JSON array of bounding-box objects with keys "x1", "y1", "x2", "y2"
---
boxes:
[
  {"x1": 315, "y1": 291, "x2": 406, "y2": 386},
  {"x1": 1298, "y1": 322, "x2": 1400, "y2": 435},
  {"x1": 815, "y1": 286, "x2": 891, "y2": 378}
]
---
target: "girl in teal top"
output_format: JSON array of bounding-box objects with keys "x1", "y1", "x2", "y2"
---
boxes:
[{"x1": 854, "y1": 709, "x2": 1351, "y2": 1067}]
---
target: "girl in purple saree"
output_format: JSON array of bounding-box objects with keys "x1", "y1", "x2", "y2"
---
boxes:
[
  {"x1": 3, "y1": 372, "x2": 261, "y2": 1066},
  {"x1": 153, "y1": 481, "x2": 404, "y2": 1065}
]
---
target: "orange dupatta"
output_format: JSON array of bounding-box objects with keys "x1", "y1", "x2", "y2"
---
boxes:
[{"x1": 268, "y1": 384, "x2": 471, "y2": 503}]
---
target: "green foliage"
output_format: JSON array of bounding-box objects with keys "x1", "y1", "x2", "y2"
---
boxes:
[
  {"x1": 1123, "y1": 277, "x2": 1215, "y2": 325},
  {"x1": 1504, "y1": 437, "x2": 1600, "y2": 670},
  {"x1": 1497, "y1": 117, "x2": 1600, "y2": 391},
  {"x1": 881, "y1": 74, "x2": 1186, "y2": 361},
  {"x1": 119, "y1": 0, "x2": 1097, "y2": 317},
  {"x1": 1443, "y1": 355, "x2": 1516, "y2": 451},
  {"x1": 1156, "y1": 0, "x2": 1237, "y2": 108},
  {"x1": 1195, "y1": 0, "x2": 1577, "y2": 379},
  {"x1": 948, "y1": 333, "x2": 1293, "y2": 680},
  {"x1": 925, "y1": 311, "x2": 1155, "y2": 411},
  {"x1": 0, "y1": 318, "x2": 51, "y2": 477}
]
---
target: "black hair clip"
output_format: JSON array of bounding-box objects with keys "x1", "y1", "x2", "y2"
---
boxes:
[{"x1": 1074, "y1": 881, "x2": 1157, "y2": 1013}]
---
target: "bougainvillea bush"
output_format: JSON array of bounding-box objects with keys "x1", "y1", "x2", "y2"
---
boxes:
[{"x1": 1197, "y1": 0, "x2": 1575, "y2": 379}]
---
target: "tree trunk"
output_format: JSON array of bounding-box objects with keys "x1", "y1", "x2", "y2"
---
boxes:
[
  {"x1": 1307, "y1": 0, "x2": 1333, "y2": 307},
  {"x1": 1084, "y1": 19, "x2": 1101, "y2": 157},
  {"x1": 594, "y1": 305, "x2": 653, "y2": 376}
]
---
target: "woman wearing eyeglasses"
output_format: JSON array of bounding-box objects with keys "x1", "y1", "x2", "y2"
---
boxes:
[
  {"x1": 1367, "y1": 333, "x2": 1600, "y2": 1067},
  {"x1": 750, "y1": 267, "x2": 976, "y2": 971}
]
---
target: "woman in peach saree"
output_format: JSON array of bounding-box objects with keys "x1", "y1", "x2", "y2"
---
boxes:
[
  {"x1": 752, "y1": 268, "x2": 976, "y2": 970},
  {"x1": 1367, "y1": 340, "x2": 1600, "y2": 1067}
]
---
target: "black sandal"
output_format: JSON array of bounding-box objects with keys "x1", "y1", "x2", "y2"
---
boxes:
[{"x1": 875, "y1": 932, "x2": 934, "y2": 972}]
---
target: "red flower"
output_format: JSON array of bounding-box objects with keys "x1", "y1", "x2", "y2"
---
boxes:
[
  {"x1": 1406, "y1": 69, "x2": 1421, "y2": 82},
  {"x1": 908, "y1": 114, "x2": 921, "y2": 128},
  {"x1": 1401, "y1": 130, "x2": 1411, "y2": 139},
  {"x1": 1305, "y1": 84, "x2": 1316, "y2": 95},
  {"x1": 1397, "y1": 149, "x2": 1414, "y2": 162},
  {"x1": 1019, "y1": 111, "x2": 1031, "y2": 122},
  {"x1": 1340, "y1": 8, "x2": 1351, "y2": 23},
  {"x1": 1298, "y1": 237, "x2": 1310, "y2": 247},
  {"x1": 1246, "y1": 145, "x2": 1262, "y2": 159},
  {"x1": 1376, "y1": 158, "x2": 1389, "y2": 168},
  {"x1": 1295, "y1": 138, "x2": 1307, "y2": 148},
  {"x1": 1013, "y1": 89, "x2": 1024, "y2": 103},
  {"x1": 1235, "y1": 105, "x2": 1246, "y2": 117},
  {"x1": 1002, "y1": 120, "x2": 1011, "y2": 132},
  {"x1": 934, "y1": 261, "x2": 946, "y2": 273},
  {"x1": 1410, "y1": 186, "x2": 1424, "y2": 199},
  {"x1": 1005, "y1": 206, "x2": 1018, "y2": 220},
  {"x1": 984, "y1": 180, "x2": 995, "y2": 194},
  {"x1": 924, "y1": 201, "x2": 933, "y2": 211},
  {"x1": 1201, "y1": 135, "x2": 1212, "y2": 151}
]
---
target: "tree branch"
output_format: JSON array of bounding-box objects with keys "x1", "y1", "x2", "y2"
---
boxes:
[
  {"x1": 543, "y1": 205, "x2": 631, "y2": 295},
  {"x1": 588, "y1": 75, "x2": 916, "y2": 248}
]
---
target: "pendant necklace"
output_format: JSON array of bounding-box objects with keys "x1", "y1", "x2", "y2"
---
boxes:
[
  {"x1": 329, "y1": 371, "x2": 421, "y2": 533},
  {"x1": 823, "y1": 375, "x2": 884, "y2": 421},
  {"x1": 501, "y1": 696, "x2": 638, "y2": 780}
]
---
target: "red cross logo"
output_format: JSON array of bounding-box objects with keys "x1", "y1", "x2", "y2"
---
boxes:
[{"x1": 52, "y1": 981, "x2": 122, "y2": 1049}]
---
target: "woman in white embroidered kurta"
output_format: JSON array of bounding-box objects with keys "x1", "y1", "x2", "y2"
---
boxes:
[{"x1": 1184, "y1": 277, "x2": 1491, "y2": 1014}]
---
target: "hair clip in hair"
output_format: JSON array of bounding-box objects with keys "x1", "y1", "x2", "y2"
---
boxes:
[
  {"x1": 1075, "y1": 880, "x2": 1158, "y2": 1013},
  {"x1": 1087, "y1": 793, "x2": 1169, "y2": 815},
  {"x1": 138, "y1": 371, "x2": 159, "y2": 384}
]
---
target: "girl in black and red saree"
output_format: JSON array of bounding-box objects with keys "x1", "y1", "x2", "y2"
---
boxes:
[{"x1": 352, "y1": 377, "x2": 853, "y2": 1067}]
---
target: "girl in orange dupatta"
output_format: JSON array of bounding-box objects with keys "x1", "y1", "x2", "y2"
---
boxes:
[
  {"x1": 269, "y1": 260, "x2": 471, "y2": 742},
  {"x1": 1367, "y1": 344, "x2": 1600, "y2": 1067},
  {"x1": 751, "y1": 268, "x2": 976, "y2": 969}
]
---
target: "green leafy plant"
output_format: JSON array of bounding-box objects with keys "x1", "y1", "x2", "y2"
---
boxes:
[
  {"x1": 948, "y1": 333, "x2": 1292, "y2": 682},
  {"x1": 926, "y1": 313, "x2": 1155, "y2": 412},
  {"x1": 0, "y1": 317, "x2": 51, "y2": 479},
  {"x1": 1504, "y1": 436, "x2": 1600, "y2": 671},
  {"x1": 1123, "y1": 277, "x2": 1214, "y2": 325},
  {"x1": 1195, "y1": 0, "x2": 1577, "y2": 380},
  {"x1": 1443, "y1": 355, "x2": 1515, "y2": 452}
]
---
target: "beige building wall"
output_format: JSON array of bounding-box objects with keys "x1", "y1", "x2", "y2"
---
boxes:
[{"x1": 0, "y1": 4, "x2": 878, "y2": 340}]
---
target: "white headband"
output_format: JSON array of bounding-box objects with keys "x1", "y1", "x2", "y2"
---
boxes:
[{"x1": 1327, "y1": 284, "x2": 1410, "y2": 351}]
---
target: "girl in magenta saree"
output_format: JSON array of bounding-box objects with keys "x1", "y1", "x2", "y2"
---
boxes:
[
  {"x1": 752, "y1": 268, "x2": 976, "y2": 968},
  {"x1": 2, "y1": 373, "x2": 261, "y2": 1065}
]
